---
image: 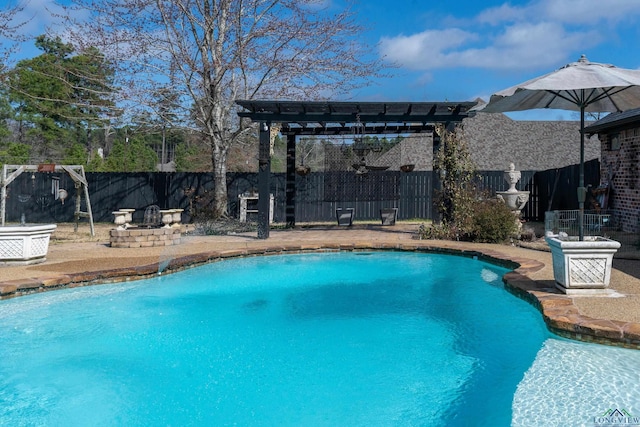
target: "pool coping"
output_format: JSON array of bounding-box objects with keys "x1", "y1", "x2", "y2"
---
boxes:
[{"x1": 1, "y1": 241, "x2": 639, "y2": 350}]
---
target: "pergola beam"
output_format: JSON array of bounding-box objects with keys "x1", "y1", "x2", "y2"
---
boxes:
[
  {"x1": 238, "y1": 110, "x2": 469, "y2": 124},
  {"x1": 281, "y1": 123, "x2": 435, "y2": 136},
  {"x1": 236, "y1": 100, "x2": 475, "y2": 125}
]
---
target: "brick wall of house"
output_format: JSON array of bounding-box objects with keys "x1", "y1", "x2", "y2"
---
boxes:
[{"x1": 600, "y1": 127, "x2": 640, "y2": 232}]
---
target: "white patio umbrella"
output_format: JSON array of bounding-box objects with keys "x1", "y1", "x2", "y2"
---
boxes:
[{"x1": 479, "y1": 54, "x2": 640, "y2": 240}]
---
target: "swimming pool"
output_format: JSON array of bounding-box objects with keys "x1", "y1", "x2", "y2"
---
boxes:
[{"x1": 0, "y1": 251, "x2": 639, "y2": 426}]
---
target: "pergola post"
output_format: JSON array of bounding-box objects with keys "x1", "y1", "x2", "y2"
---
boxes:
[
  {"x1": 257, "y1": 121, "x2": 271, "y2": 239},
  {"x1": 431, "y1": 131, "x2": 442, "y2": 224},
  {"x1": 285, "y1": 133, "x2": 296, "y2": 228}
]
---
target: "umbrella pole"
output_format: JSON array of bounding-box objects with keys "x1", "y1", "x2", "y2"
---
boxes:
[{"x1": 578, "y1": 105, "x2": 585, "y2": 241}]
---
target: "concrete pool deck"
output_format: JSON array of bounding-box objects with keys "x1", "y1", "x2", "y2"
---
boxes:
[{"x1": 1, "y1": 223, "x2": 640, "y2": 349}]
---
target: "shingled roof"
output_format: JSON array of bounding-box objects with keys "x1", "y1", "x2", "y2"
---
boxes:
[
  {"x1": 462, "y1": 112, "x2": 600, "y2": 171},
  {"x1": 584, "y1": 108, "x2": 640, "y2": 134}
]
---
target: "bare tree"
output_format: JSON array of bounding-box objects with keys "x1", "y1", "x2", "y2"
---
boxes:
[
  {"x1": 0, "y1": 1, "x2": 29, "y2": 72},
  {"x1": 59, "y1": 0, "x2": 384, "y2": 217}
]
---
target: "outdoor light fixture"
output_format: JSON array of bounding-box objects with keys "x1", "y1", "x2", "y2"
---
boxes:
[{"x1": 351, "y1": 114, "x2": 369, "y2": 175}]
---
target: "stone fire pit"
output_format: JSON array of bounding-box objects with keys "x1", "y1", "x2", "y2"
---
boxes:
[{"x1": 110, "y1": 227, "x2": 182, "y2": 248}]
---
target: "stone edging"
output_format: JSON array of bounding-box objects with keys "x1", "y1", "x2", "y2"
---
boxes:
[{"x1": 1, "y1": 242, "x2": 639, "y2": 350}]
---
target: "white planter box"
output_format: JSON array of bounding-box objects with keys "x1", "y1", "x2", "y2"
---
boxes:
[
  {"x1": 0, "y1": 224, "x2": 57, "y2": 265},
  {"x1": 545, "y1": 235, "x2": 620, "y2": 295}
]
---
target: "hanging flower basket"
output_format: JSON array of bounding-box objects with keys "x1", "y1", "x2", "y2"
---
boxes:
[
  {"x1": 296, "y1": 165, "x2": 311, "y2": 176},
  {"x1": 366, "y1": 165, "x2": 389, "y2": 171},
  {"x1": 400, "y1": 164, "x2": 415, "y2": 173}
]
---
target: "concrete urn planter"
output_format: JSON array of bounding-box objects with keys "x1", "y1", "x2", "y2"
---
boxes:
[{"x1": 545, "y1": 235, "x2": 620, "y2": 295}]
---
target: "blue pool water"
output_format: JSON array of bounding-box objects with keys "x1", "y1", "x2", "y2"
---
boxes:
[{"x1": 1, "y1": 252, "x2": 639, "y2": 426}]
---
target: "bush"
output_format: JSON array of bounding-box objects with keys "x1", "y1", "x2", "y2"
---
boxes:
[
  {"x1": 420, "y1": 124, "x2": 520, "y2": 244},
  {"x1": 184, "y1": 187, "x2": 216, "y2": 221},
  {"x1": 417, "y1": 222, "x2": 464, "y2": 241},
  {"x1": 433, "y1": 124, "x2": 478, "y2": 226},
  {"x1": 519, "y1": 226, "x2": 536, "y2": 242},
  {"x1": 468, "y1": 199, "x2": 518, "y2": 243},
  {"x1": 192, "y1": 218, "x2": 256, "y2": 235}
]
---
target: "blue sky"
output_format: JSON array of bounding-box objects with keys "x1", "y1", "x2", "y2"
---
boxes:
[
  {"x1": 348, "y1": 0, "x2": 640, "y2": 120},
  {"x1": 4, "y1": 0, "x2": 640, "y2": 120}
]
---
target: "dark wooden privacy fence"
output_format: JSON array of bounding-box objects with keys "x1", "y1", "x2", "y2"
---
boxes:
[
  {"x1": 230, "y1": 171, "x2": 433, "y2": 222},
  {"x1": 5, "y1": 161, "x2": 599, "y2": 224},
  {"x1": 476, "y1": 170, "x2": 538, "y2": 221},
  {"x1": 534, "y1": 158, "x2": 601, "y2": 213}
]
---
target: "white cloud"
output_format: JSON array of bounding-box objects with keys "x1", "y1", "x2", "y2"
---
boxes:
[
  {"x1": 3, "y1": 0, "x2": 97, "y2": 61},
  {"x1": 487, "y1": 22, "x2": 597, "y2": 68},
  {"x1": 378, "y1": 0, "x2": 624, "y2": 73},
  {"x1": 476, "y1": 3, "x2": 528, "y2": 25},
  {"x1": 476, "y1": 0, "x2": 640, "y2": 26},
  {"x1": 11, "y1": 0, "x2": 66, "y2": 37},
  {"x1": 541, "y1": 0, "x2": 640, "y2": 24},
  {"x1": 379, "y1": 28, "x2": 478, "y2": 70},
  {"x1": 379, "y1": 21, "x2": 597, "y2": 71}
]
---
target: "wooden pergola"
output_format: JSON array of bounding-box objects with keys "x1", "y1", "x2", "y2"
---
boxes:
[{"x1": 236, "y1": 100, "x2": 476, "y2": 239}]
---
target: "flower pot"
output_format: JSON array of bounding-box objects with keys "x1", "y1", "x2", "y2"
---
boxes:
[
  {"x1": 545, "y1": 235, "x2": 620, "y2": 294},
  {"x1": 336, "y1": 208, "x2": 354, "y2": 226},
  {"x1": 366, "y1": 165, "x2": 389, "y2": 171},
  {"x1": 380, "y1": 208, "x2": 398, "y2": 226},
  {"x1": 171, "y1": 208, "x2": 184, "y2": 228},
  {"x1": 400, "y1": 164, "x2": 415, "y2": 173},
  {"x1": 296, "y1": 166, "x2": 310, "y2": 176},
  {"x1": 160, "y1": 209, "x2": 174, "y2": 228},
  {"x1": 119, "y1": 208, "x2": 136, "y2": 228},
  {"x1": 113, "y1": 211, "x2": 127, "y2": 229}
]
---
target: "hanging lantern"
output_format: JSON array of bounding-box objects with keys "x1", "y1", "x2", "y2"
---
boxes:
[
  {"x1": 58, "y1": 189, "x2": 68, "y2": 204},
  {"x1": 351, "y1": 114, "x2": 369, "y2": 174}
]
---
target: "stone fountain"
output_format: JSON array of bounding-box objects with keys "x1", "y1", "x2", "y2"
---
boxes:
[{"x1": 496, "y1": 163, "x2": 529, "y2": 229}]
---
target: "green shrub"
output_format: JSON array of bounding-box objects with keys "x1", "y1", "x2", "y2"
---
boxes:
[{"x1": 468, "y1": 199, "x2": 518, "y2": 243}]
